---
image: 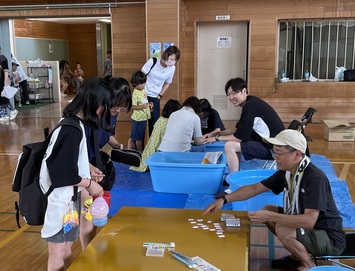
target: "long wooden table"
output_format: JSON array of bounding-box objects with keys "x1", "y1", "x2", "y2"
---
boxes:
[{"x1": 68, "y1": 206, "x2": 250, "y2": 270}]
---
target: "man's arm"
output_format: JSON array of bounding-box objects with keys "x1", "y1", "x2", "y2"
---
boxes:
[
  {"x1": 203, "y1": 182, "x2": 269, "y2": 215},
  {"x1": 204, "y1": 127, "x2": 240, "y2": 144},
  {"x1": 208, "y1": 127, "x2": 236, "y2": 137},
  {"x1": 248, "y1": 208, "x2": 320, "y2": 229}
]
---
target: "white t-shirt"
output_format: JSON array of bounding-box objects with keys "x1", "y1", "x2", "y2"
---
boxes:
[
  {"x1": 12, "y1": 56, "x2": 29, "y2": 82},
  {"x1": 142, "y1": 58, "x2": 176, "y2": 97},
  {"x1": 158, "y1": 107, "x2": 202, "y2": 152}
]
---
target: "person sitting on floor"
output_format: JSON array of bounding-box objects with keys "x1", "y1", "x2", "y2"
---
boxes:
[
  {"x1": 130, "y1": 99, "x2": 181, "y2": 172},
  {"x1": 203, "y1": 77, "x2": 284, "y2": 198},
  {"x1": 158, "y1": 96, "x2": 205, "y2": 152},
  {"x1": 203, "y1": 129, "x2": 346, "y2": 271},
  {"x1": 59, "y1": 60, "x2": 75, "y2": 97},
  {"x1": 199, "y1": 98, "x2": 225, "y2": 135}
]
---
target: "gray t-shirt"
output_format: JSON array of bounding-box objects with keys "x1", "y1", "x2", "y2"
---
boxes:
[{"x1": 158, "y1": 107, "x2": 202, "y2": 152}]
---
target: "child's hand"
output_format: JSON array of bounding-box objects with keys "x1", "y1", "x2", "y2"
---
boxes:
[{"x1": 142, "y1": 103, "x2": 149, "y2": 109}]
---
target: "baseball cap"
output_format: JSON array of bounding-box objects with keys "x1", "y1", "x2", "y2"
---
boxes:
[
  {"x1": 263, "y1": 129, "x2": 307, "y2": 153},
  {"x1": 12, "y1": 62, "x2": 19, "y2": 66}
]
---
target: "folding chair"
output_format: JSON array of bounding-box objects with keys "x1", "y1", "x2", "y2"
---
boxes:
[
  {"x1": 287, "y1": 107, "x2": 317, "y2": 156},
  {"x1": 313, "y1": 232, "x2": 355, "y2": 270},
  {"x1": 288, "y1": 107, "x2": 316, "y2": 141},
  {"x1": 263, "y1": 107, "x2": 317, "y2": 168}
]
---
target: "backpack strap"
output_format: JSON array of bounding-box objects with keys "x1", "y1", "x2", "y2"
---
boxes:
[
  {"x1": 44, "y1": 117, "x2": 82, "y2": 142},
  {"x1": 146, "y1": 57, "x2": 157, "y2": 75}
]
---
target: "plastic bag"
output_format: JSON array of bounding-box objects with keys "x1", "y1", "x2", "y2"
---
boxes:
[
  {"x1": 201, "y1": 152, "x2": 223, "y2": 164},
  {"x1": 1, "y1": 85, "x2": 19, "y2": 99},
  {"x1": 334, "y1": 66, "x2": 346, "y2": 81},
  {"x1": 63, "y1": 200, "x2": 79, "y2": 233},
  {"x1": 90, "y1": 197, "x2": 109, "y2": 227},
  {"x1": 81, "y1": 196, "x2": 109, "y2": 227},
  {"x1": 309, "y1": 74, "x2": 318, "y2": 82}
]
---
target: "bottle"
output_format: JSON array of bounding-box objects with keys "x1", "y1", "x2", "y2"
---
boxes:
[
  {"x1": 339, "y1": 70, "x2": 344, "y2": 81},
  {"x1": 281, "y1": 70, "x2": 286, "y2": 79},
  {"x1": 305, "y1": 70, "x2": 310, "y2": 81},
  {"x1": 44, "y1": 80, "x2": 49, "y2": 89}
]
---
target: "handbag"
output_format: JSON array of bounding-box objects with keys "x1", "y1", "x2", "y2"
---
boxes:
[
  {"x1": 1, "y1": 85, "x2": 19, "y2": 99},
  {"x1": 344, "y1": 69, "x2": 355, "y2": 81},
  {"x1": 111, "y1": 147, "x2": 142, "y2": 167},
  {"x1": 93, "y1": 129, "x2": 116, "y2": 191}
]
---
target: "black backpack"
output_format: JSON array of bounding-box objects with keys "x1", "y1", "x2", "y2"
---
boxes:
[{"x1": 12, "y1": 118, "x2": 82, "y2": 228}]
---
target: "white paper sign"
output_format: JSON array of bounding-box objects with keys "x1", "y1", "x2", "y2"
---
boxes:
[{"x1": 217, "y1": 37, "x2": 232, "y2": 48}]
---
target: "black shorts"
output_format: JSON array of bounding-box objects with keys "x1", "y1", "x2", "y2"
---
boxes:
[{"x1": 240, "y1": 141, "x2": 272, "y2": 160}]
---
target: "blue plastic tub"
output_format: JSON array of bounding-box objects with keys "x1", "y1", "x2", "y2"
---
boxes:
[
  {"x1": 205, "y1": 141, "x2": 225, "y2": 153},
  {"x1": 309, "y1": 267, "x2": 353, "y2": 271},
  {"x1": 227, "y1": 169, "x2": 283, "y2": 211},
  {"x1": 146, "y1": 152, "x2": 226, "y2": 194}
]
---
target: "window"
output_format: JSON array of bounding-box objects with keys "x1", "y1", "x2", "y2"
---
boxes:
[{"x1": 278, "y1": 20, "x2": 355, "y2": 80}]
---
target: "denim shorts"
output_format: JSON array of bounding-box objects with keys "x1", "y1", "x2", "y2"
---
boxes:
[
  {"x1": 42, "y1": 196, "x2": 81, "y2": 243},
  {"x1": 131, "y1": 120, "x2": 147, "y2": 141}
]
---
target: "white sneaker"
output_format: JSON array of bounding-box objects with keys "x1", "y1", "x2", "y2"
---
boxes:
[
  {"x1": 10, "y1": 109, "x2": 18, "y2": 120},
  {"x1": 0, "y1": 116, "x2": 9, "y2": 121},
  {"x1": 61, "y1": 93, "x2": 67, "y2": 97},
  {"x1": 18, "y1": 103, "x2": 22, "y2": 108}
]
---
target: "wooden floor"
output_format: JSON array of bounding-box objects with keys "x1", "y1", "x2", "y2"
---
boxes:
[{"x1": 0, "y1": 94, "x2": 354, "y2": 271}]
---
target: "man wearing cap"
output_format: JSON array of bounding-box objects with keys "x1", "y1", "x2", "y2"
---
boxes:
[{"x1": 203, "y1": 129, "x2": 345, "y2": 271}]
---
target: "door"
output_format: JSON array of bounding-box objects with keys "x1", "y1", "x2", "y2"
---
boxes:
[{"x1": 197, "y1": 22, "x2": 248, "y2": 120}]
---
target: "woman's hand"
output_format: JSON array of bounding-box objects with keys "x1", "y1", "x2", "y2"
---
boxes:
[
  {"x1": 89, "y1": 164, "x2": 105, "y2": 183},
  {"x1": 87, "y1": 181, "x2": 104, "y2": 197}
]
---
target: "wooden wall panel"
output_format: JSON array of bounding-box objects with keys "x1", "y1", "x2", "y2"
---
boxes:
[
  {"x1": 110, "y1": 4, "x2": 146, "y2": 122},
  {"x1": 181, "y1": 0, "x2": 355, "y2": 123},
  {"x1": 146, "y1": 0, "x2": 180, "y2": 101},
  {"x1": 67, "y1": 24, "x2": 97, "y2": 79},
  {"x1": 14, "y1": 20, "x2": 68, "y2": 40},
  {"x1": 111, "y1": 4, "x2": 146, "y2": 80}
]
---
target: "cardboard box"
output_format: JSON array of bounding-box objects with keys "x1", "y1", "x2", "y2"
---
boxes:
[{"x1": 323, "y1": 120, "x2": 355, "y2": 142}]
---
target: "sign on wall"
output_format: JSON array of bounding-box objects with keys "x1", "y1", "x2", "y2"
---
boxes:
[
  {"x1": 150, "y1": 42, "x2": 161, "y2": 58},
  {"x1": 216, "y1": 36, "x2": 232, "y2": 48}
]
